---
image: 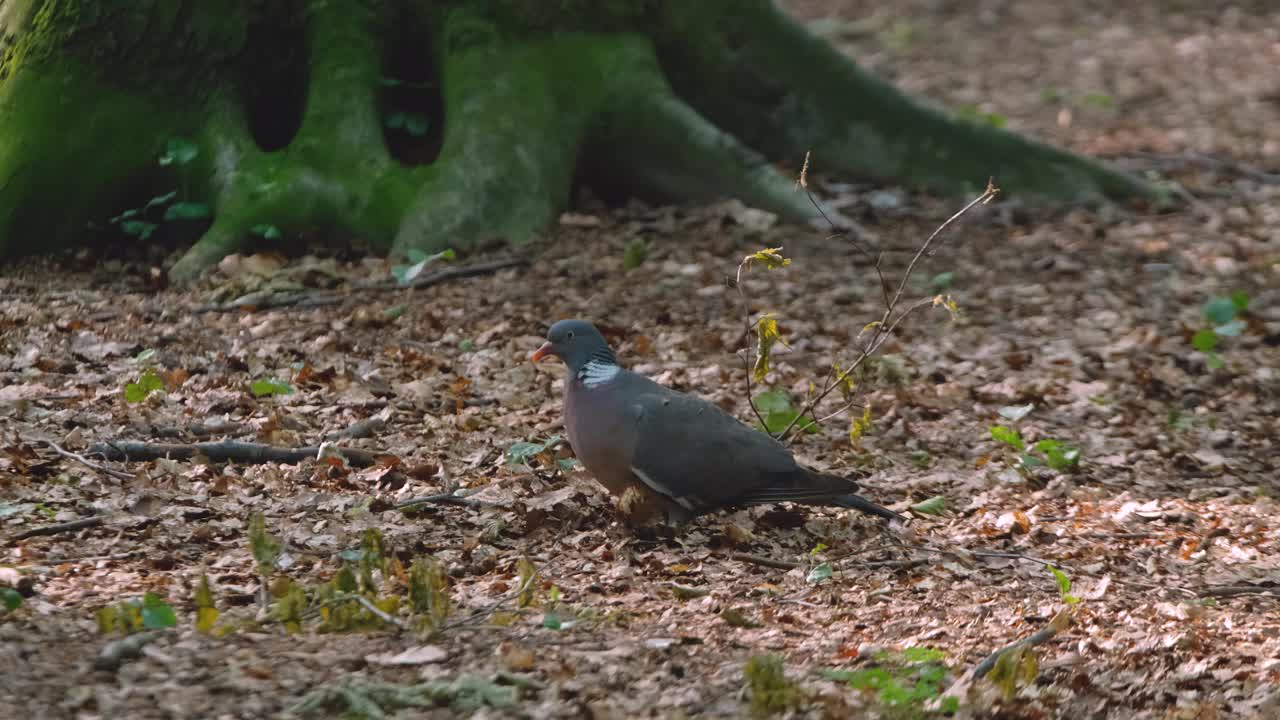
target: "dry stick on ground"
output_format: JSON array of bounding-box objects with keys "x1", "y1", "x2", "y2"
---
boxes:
[
  {"x1": 88, "y1": 440, "x2": 383, "y2": 468},
  {"x1": 730, "y1": 552, "x2": 802, "y2": 571},
  {"x1": 193, "y1": 256, "x2": 528, "y2": 314},
  {"x1": 1201, "y1": 585, "x2": 1280, "y2": 599},
  {"x1": 777, "y1": 179, "x2": 1000, "y2": 443},
  {"x1": 42, "y1": 440, "x2": 134, "y2": 481},
  {"x1": 1111, "y1": 151, "x2": 1280, "y2": 185},
  {"x1": 393, "y1": 491, "x2": 486, "y2": 510},
  {"x1": 12, "y1": 516, "x2": 104, "y2": 541},
  {"x1": 35, "y1": 550, "x2": 138, "y2": 565},
  {"x1": 971, "y1": 610, "x2": 1071, "y2": 679}
]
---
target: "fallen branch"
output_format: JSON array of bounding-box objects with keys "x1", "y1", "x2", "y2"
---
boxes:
[
  {"x1": 1110, "y1": 151, "x2": 1280, "y2": 185},
  {"x1": 12, "y1": 516, "x2": 104, "y2": 541},
  {"x1": 972, "y1": 611, "x2": 1070, "y2": 679},
  {"x1": 394, "y1": 492, "x2": 486, "y2": 510},
  {"x1": 194, "y1": 257, "x2": 528, "y2": 313},
  {"x1": 87, "y1": 440, "x2": 382, "y2": 468},
  {"x1": 1201, "y1": 585, "x2": 1280, "y2": 599},
  {"x1": 36, "y1": 550, "x2": 138, "y2": 565},
  {"x1": 42, "y1": 440, "x2": 134, "y2": 481},
  {"x1": 730, "y1": 552, "x2": 801, "y2": 571}
]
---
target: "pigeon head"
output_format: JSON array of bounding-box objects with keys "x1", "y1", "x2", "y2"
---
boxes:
[{"x1": 531, "y1": 319, "x2": 616, "y2": 377}]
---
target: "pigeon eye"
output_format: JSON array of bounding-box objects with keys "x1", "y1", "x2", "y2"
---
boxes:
[{"x1": 566, "y1": 331, "x2": 575, "y2": 340}]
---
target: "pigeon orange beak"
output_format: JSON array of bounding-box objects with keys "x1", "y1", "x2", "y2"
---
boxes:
[{"x1": 531, "y1": 342, "x2": 556, "y2": 363}]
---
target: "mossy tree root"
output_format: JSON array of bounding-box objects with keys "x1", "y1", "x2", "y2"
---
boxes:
[
  {"x1": 0, "y1": 0, "x2": 1154, "y2": 278},
  {"x1": 171, "y1": 9, "x2": 818, "y2": 280},
  {"x1": 655, "y1": 1, "x2": 1155, "y2": 203}
]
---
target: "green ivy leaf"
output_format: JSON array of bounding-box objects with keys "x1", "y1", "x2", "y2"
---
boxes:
[
  {"x1": 1203, "y1": 296, "x2": 1238, "y2": 326},
  {"x1": 1048, "y1": 565, "x2": 1071, "y2": 595},
  {"x1": 163, "y1": 201, "x2": 212, "y2": 221},
  {"x1": 1192, "y1": 329, "x2": 1219, "y2": 352},
  {"x1": 144, "y1": 190, "x2": 179, "y2": 210},
  {"x1": 910, "y1": 496, "x2": 947, "y2": 515},
  {"x1": 120, "y1": 220, "x2": 158, "y2": 240},
  {"x1": 901, "y1": 646, "x2": 947, "y2": 663},
  {"x1": 124, "y1": 368, "x2": 165, "y2": 403},
  {"x1": 141, "y1": 593, "x2": 177, "y2": 629},
  {"x1": 251, "y1": 224, "x2": 282, "y2": 241},
  {"x1": 806, "y1": 562, "x2": 833, "y2": 584},
  {"x1": 930, "y1": 271, "x2": 955, "y2": 290},
  {"x1": 1034, "y1": 439, "x2": 1080, "y2": 471},
  {"x1": 159, "y1": 137, "x2": 199, "y2": 167},
  {"x1": 1213, "y1": 319, "x2": 1246, "y2": 338},
  {"x1": 250, "y1": 378, "x2": 293, "y2": 397},
  {"x1": 506, "y1": 436, "x2": 562, "y2": 467},
  {"x1": 752, "y1": 390, "x2": 816, "y2": 435},
  {"x1": 1230, "y1": 291, "x2": 1250, "y2": 313},
  {"x1": 989, "y1": 425, "x2": 1024, "y2": 451}
]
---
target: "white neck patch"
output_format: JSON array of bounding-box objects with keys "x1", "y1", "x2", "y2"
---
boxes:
[{"x1": 578, "y1": 359, "x2": 620, "y2": 387}]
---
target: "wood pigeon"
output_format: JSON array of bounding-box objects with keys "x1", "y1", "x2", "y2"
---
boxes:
[{"x1": 532, "y1": 319, "x2": 903, "y2": 526}]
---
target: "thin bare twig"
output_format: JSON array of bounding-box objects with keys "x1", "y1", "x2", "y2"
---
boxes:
[
  {"x1": 394, "y1": 492, "x2": 486, "y2": 510},
  {"x1": 193, "y1": 257, "x2": 528, "y2": 313},
  {"x1": 777, "y1": 180, "x2": 998, "y2": 441},
  {"x1": 88, "y1": 440, "x2": 383, "y2": 468},
  {"x1": 12, "y1": 516, "x2": 104, "y2": 541},
  {"x1": 972, "y1": 612, "x2": 1069, "y2": 678},
  {"x1": 729, "y1": 552, "x2": 800, "y2": 570},
  {"x1": 732, "y1": 276, "x2": 770, "y2": 432},
  {"x1": 35, "y1": 550, "x2": 138, "y2": 565},
  {"x1": 1201, "y1": 585, "x2": 1280, "y2": 599},
  {"x1": 42, "y1": 440, "x2": 134, "y2": 481}
]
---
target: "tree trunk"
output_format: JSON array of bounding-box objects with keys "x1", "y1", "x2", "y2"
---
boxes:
[{"x1": 0, "y1": 0, "x2": 1155, "y2": 280}]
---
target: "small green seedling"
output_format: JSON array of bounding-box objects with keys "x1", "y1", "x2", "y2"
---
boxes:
[
  {"x1": 746, "y1": 654, "x2": 800, "y2": 717},
  {"x1": 825, "y1": 646, "x2": 958, "y2": 716},
  {"x1": 1192, "y1": 291, "x2": 1249, "y2": 369},
  {"x1": 990, "y1": 406, "x2": 1080, "y2": 472},
  {"x1": 505, "y1": 436, "x2": 564, "y2": 468},
  {"x1": 123, "y1": 348, "x2": 163, "y2": 403},
  {"x1": 1047, "y1": 565, "x2": 1081, "y2": 605},
  {"x1": 623, "y1": 237, "x2": 648, "y2": 270},
  {"x1": 97, "y1": 593, "x2": 178, "y2": 634},
  {"x1": 2, "y1": 587, "x2": 22, "y2": 613},
  {"x1": 250, "y1": 378, "x2": 293, "y2": 397},
  {"x1": 752, "y1": 389, "x2": 816, "y2": 436}
]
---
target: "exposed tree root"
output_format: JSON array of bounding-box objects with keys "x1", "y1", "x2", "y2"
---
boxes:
[{"x1": 0, "y1": 0, "x2": 1155, "y2": 279}]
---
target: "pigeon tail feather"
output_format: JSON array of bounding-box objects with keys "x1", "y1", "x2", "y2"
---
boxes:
[{"x1": 831, "y1": 492, "x2": 904, "y2": 522}]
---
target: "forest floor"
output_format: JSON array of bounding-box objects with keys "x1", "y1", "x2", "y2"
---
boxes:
[{"x1": 2, "y1": 1, "x2": 1278, "y2": 718}]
